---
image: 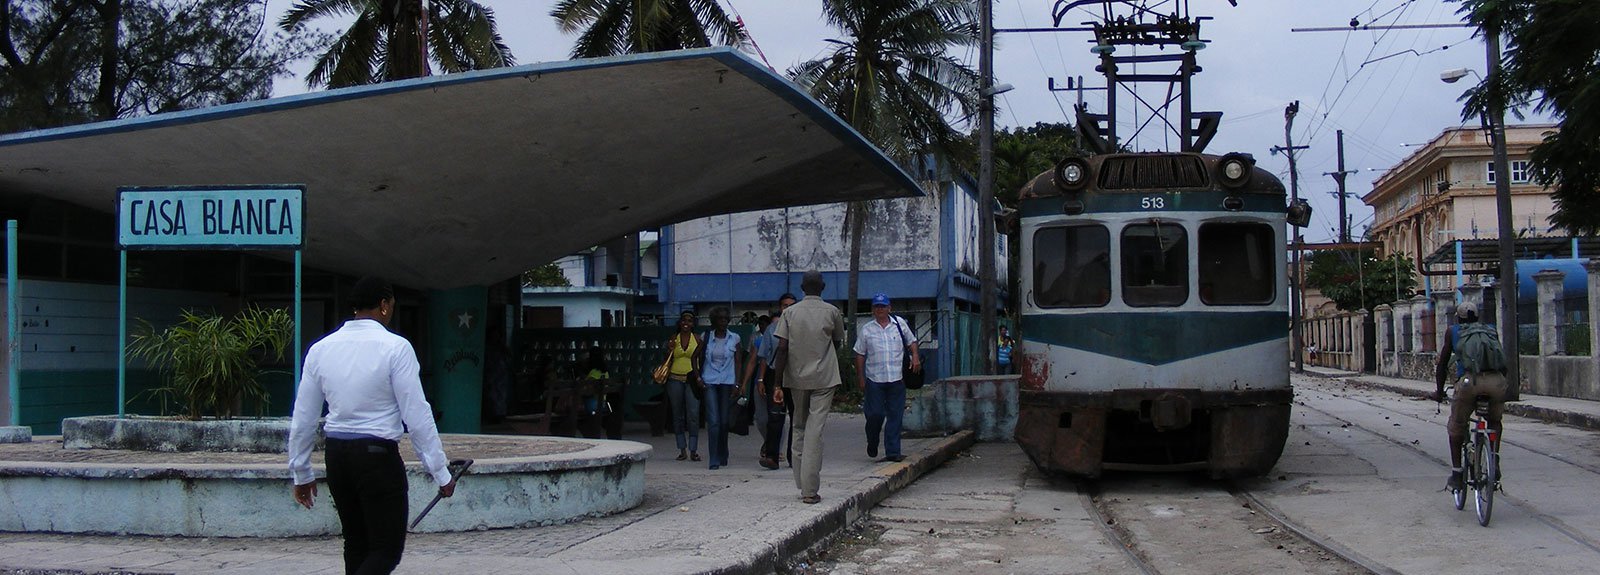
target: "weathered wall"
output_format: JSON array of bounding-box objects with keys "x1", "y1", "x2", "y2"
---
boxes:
[
  {"x1": 904, "y1": 375, "x2": 1019, "y2": 442},
  {"x1": 673, "y1": 195, "x2": 942, "y2": 275}
]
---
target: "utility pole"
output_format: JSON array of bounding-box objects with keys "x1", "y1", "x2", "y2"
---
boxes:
[
  {"x1": 1272, "y1": 101, "x2": 1310, "y2": 374},
  {"x1": 1485, "y1": 21, "x2": 1520, "y2": 400},
  {"x1": 1325, "y1": 130, "x2": 1356, "y2": 243},
  {"x1": 977, "y1": 0, "x2": 997, "y2": 374}
]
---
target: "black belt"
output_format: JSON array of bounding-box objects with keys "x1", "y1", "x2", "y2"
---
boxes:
[{"x1": 327, "y1": 436, "x2": 398, "y2": 454}]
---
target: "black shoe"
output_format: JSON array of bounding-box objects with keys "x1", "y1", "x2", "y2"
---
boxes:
[
  {"x1": 867, "y1": 443, "x2": 878, "y2": 458},
  {"x1": 885, "y1": 454, "x2": 906, "y2": 463},
  {"x1": 1446, "y1": 470, "x2": 1464, "y2": 492}
]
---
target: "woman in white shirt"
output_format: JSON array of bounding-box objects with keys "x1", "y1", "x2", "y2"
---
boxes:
[{"x1": 288, "y1": 276, "x2": 456, "y2": 574}]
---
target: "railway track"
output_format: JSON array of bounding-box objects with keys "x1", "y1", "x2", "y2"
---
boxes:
[{"x1": 1077, "y1": 476, "x2": 1390, "y2": 575}]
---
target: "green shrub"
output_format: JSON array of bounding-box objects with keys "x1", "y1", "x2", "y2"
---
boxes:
[{"x1": 128, "y1": 306, "x2": 295, "y2": 419}]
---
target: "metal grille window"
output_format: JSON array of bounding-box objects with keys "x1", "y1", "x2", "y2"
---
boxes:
[
  {"x1": 1121, "y1": 222, "x2": 1188, "y2": 307},
  {"x1": 1198, "y1": 223, "x2": 1275, "y2": 305},
  {"x1": 1098, "y1": 155, "x2": 1209, "y2": 189},
  {"x1": 1033, "y1": 225, "x2": 1111, "y2": 308}
]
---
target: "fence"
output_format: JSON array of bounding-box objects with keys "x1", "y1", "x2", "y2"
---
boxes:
[{"x1": 513, "y1": 325, "x2": 755, "y2": 420}]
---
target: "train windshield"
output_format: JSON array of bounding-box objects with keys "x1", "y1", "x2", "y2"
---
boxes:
[
  {"x1": 1121, "y1": 222, "x2": 1188, "y2": 307},
  {"x1": 1199, "y1": 223, "x2": 1276, "y2": 305},
  {"x1": 1033, "y1": 225, "x2": 1111, "y2": 308}
]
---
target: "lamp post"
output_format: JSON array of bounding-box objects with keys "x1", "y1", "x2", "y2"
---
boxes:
[{"x1": 1441, "y1": 34, "x2": 1520, "y2": 398}]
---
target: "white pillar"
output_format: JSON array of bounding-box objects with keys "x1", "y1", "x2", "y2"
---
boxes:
[
  {"x1": 1374, "y1": 304, "x2": 1393, "y2": 375},
  {"x1": 1534, "y1": 269, "x2": 1565, "y2": 356}
]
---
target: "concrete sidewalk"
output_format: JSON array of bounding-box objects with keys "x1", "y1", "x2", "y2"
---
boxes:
[
  {"x1": 1299, "y1": 365, "x2": 1600, "y2": 431},
  {"x1": 0, "y1": 413, "x2": 975, "y2": 575}
]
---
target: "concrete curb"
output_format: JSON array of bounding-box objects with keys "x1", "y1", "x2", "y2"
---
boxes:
[
  {"x1": 1338, "y1": 376, "x2": 1600, "y2": 433},
  {"x1": 711, "y1": 429, "x2": 978, "y2": 575}
]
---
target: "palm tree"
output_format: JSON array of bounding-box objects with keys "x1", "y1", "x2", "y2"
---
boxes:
[
  {"x1": 790, "y1": 0, "x2": 980, "y2": 340},
  {"x1": 280, "y1": 0, "x2": 514, "y2": 89},
  {"x1": 550, "y1": 0, "x2": 747, "y2": 58}
]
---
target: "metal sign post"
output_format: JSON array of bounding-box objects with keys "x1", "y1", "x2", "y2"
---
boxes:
[{"x1": 115, "y1": 186, "x2": 306, "y2": 417}]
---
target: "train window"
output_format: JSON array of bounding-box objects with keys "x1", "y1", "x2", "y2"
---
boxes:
[
  {"x1": 1198, "y1": 223, "x2": 1276, "y2": 305},
  {"x1": 1033, "y1": 225, "x2": 1111, "y2": 308},
  {"x1": 1121, "y1": 222, "x2": 1188, "y2": 306}
]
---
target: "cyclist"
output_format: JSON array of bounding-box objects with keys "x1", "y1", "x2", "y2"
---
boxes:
[{"x1": 1432, "y1": 302, "x2": 1508, "y2": 492}]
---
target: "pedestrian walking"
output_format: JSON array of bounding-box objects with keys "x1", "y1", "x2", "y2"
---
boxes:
[
  {"x1": 772, "y1": 271, "x2": 845, "y2": 504},
  {"x1": 741, "y1": 293, "x2": 797, "y2": 469},
  {"x1": 697, "y1": 307, "x2": 742, "y2": 469},
  {"x1": 664, "y1": 312, "x2": 702, "y2": 462},
  {"x1": 853, "y1": 293, "x2": 920, "y2": 462},
  {"x1": 287, "y1": 276, "x2": 456, "y2": 575},
  {"x1": 997, "y1": 325, "x2": 1015, "y2": 375}
]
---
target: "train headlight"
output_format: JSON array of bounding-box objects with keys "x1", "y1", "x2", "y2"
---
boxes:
[
  {"x1": 1054, "y1": 158, "x2": 1090, "y2": 191},
  {"x1": 1217, "y1": 152, "x2": 1255, "y2": 188}
]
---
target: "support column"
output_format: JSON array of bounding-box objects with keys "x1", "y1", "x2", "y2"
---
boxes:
[
  {"x1": 1533, "y1": 269, "x2": 1565, "y2": 356},
  {"x1": 1355, "y1": 309, "x2": 1370, "y2": 373},
  {"x1": 1458, "y1": 281, "x2": 1485, "y2": 315},
  {"x1": 1374, "y1": 304, "x2": 1393, "y2": 375},
  {"x1": 1585, "y1": 260, "x2": 1600, "y2": 386},
  {"x1": 1410, "y1": 295, "x2": 1430, "y2": 354},
  {"x1": 1433, "y1": 291, "x2": 1456, "y2": 353},
  {"x1": 428, "y1": 286, "x2": 488, "y2": 434}
]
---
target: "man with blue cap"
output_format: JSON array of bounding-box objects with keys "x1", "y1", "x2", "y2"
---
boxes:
[{"x1": 853, "y1": 292, "x2": 920, "y2": 462}]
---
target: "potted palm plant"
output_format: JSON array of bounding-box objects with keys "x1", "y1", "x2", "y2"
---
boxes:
[{"x1": 62, "y1": 306, "x2": 297, "y2": 452}]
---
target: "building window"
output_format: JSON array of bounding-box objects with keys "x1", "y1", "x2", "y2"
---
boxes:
[{"x1": 1487, "y1": 160, "x2": 1533, "y2": 184}]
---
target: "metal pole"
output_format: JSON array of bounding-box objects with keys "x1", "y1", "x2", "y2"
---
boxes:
[
  {"x1": 7, "y1": 220, "x2": 18, "y2": 427},
  {"x1": 1485, "y1": 25, "x2": 1520, "y2": 398},
  {"x1": 118, "y1": 250, "x2": 127, "y2": 418},
  {"x1": 977, "y1": 0, "x2": 997, "y2": 375},
  {"x1": 294, "y1": 250, "x2": 302, "y2": 393},
  {"x1": 1335, "y1": 130, "x2": 1349, "y2": 243},
  {"x1": 1285, "y1": 101, "x2": 1304, "y2": 374}
]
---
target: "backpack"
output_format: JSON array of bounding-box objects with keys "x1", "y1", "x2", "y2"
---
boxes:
[{"x1": 1455, "y1": 323, "x2": 1506, "y2": 375}]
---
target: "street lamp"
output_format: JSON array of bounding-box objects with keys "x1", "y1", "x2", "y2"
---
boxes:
[{"x1": 1441, "y1": 63, "x2": 1520, "y2": 398}]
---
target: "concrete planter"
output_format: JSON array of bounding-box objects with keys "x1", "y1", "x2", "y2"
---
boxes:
[{"x1": 62, "y1": 415, "x2": 308, "y2": 453}]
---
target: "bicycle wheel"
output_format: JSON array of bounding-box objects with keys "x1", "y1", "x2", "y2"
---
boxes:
[{"x1": 1475, "y1": 435, "x2": 1496, "y2": 527}]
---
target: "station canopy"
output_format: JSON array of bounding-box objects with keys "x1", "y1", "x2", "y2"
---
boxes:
[{"x1": 0, "y1": 48, "x2": 922, "y2": 290}]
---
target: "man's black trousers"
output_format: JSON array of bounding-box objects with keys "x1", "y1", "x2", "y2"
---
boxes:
[{"x1": 325, "y1": 437, "x2": 409, "y2": 575}]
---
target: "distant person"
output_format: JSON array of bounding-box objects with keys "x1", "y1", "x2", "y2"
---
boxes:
[
  {"x1": 853, "y1": 293, "x2": 920, "y2": 462},
  {"x1": 582, "y1": 345, "x2": 620, "y2": 439},
  {"x1": 664, "y1": 312, "x2": 702, "y2": 462},
  {"x1": 773, "y1": 271, "x2": 845, "y2": 504},
  {"x1": 1433, "y1": 302, "x2": 1508, "y2": 491},
  {"x1": 287, "y1": 276, "x2": 455, "y2": 575},
  {"x1": 743, "y1": 293, "x2": 798, "y2": 470},
  {"x1": 997, "y1": 326, "x2": 1015, "y2": 374},
  {"x1": 697, "y1": 307, "x2": 742, "y2": 469}
]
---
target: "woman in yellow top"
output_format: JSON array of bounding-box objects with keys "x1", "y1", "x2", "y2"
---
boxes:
[{"x1": 664, "y1": 312, "x2": 701, "y2": 461}]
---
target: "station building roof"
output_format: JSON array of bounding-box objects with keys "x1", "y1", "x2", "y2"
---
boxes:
[{"x1": 0, "y1": 48, "x2": 921, "y2": 290}]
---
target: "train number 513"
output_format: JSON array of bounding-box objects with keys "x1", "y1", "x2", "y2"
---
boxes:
[{"x1": 1140, "y1": 197, "x2": 1167, "y2": 209}]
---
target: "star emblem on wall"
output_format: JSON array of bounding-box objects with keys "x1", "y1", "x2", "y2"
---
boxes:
[{"x1": 456, "y1": 309, "x2": 475, "y2": 329}]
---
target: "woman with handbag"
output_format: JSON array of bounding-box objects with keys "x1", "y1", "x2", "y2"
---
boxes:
[{"x1": 664, "y1": 312, "x2": 702, "y2": 461}]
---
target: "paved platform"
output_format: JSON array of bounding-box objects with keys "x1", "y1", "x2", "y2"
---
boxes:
[
  {"x1": 1298, "y1": 365, "x2": 1600, "y2": 431},
  {"x1": 0, "y1": 413, "x2": 975, "y2": 575}
]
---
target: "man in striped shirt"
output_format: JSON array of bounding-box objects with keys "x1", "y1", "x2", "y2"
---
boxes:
[{"x1": 852, "y1": 293, "x2": 920, "y2": 462}]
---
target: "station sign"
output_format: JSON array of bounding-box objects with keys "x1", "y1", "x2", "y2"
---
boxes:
[{"x1": 117, "y1": 186, "x2": 304, "y2": 249}]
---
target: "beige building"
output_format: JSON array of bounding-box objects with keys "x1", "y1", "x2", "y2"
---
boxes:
[{"x1": 1362, "y1": 124, "x2": 1560, "y2": 294}]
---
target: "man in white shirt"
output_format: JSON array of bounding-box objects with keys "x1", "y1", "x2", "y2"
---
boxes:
[
  {"x1": 288, "y1": 277, "x2": 455, "y2": 575},
  {"x1": 853, "y1": 293, "x2": 920, "y2": 462}
]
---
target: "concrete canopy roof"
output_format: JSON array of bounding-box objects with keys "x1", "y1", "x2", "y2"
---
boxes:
[{"x1": 0, "y1": 48, "x2": 921, "y2": 290}]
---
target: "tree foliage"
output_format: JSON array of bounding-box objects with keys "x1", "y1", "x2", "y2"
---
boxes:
[
  {"x1": 550, "y1": 0, "x2": 745, "y2": 58},
  {"x1": 792, "y1": 0, "x2": 979, "y2": 341},
  {"x1": 280, "y1": 0, "x2": 513, "y2": 89},
  {"x1": 1457, "y1": 0, "x2": 1600, "y2": 234},
  {"x1": 522, "y1": 262, "x2": 571, "y2": 288},
  {"x1": 1, "y1": 0, "x2": 323, "y2": 133},
  {"x1": 1305, "y1": 249, "x2": 1418, "y2": 313},
  {"x1": 992, "y1": 122, "x2": 1085, "y2": 208}
]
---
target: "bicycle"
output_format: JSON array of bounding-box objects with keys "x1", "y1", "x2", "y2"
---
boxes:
[{"x1": 1448, "y1": 385, "x2": 1499, "y2": 527}]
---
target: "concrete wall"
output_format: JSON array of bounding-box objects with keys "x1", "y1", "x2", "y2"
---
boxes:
[
  {"x1": 2, "y1": 279, "x2": 231, "y2": 432},
  {"x1": 672, "y1": 199, "x2": 941, "y2": 276},
  {"x1": 1365, "y1": 268, "x2": 1600, "y2": 401},
  {"x1": 904, "y1": 375, "x2": 1019, "y2": 442}
]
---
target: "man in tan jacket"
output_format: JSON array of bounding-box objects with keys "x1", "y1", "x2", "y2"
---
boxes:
[{"x1": 772, "y1": 270, "x2": 845, "y2": 504}]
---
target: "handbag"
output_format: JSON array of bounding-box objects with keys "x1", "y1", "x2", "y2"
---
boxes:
[
  {"x1": 651, "y1": 356, "x2": 671, "y2": 385},
  {"x1": 896, "y1": 317, "x2": 925, "y2": 390},
  {"x1": 731, "y1": 394, "x2": 753, "y2": 436}
]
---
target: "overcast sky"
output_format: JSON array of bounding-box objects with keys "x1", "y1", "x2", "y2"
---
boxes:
[{"x1": 266, "y1": 0, "x2": 1526, "y2": 245}]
